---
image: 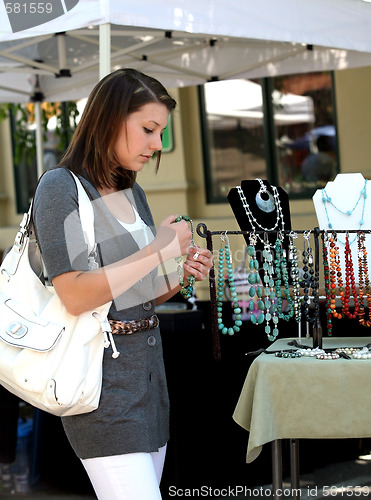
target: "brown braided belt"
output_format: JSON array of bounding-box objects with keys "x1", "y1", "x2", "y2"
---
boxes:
[{"x1": 109, "y1": 314, "x2": 159, "y2": 335}]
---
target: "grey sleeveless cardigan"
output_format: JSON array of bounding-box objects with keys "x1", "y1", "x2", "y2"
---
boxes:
[{"x1": 33, "y1": 168, "x2": 169, "y2": 458}]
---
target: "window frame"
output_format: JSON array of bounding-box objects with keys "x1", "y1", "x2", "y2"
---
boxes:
[{"x1": 199, "y1": 72, "x2": 340, "y2": 204}]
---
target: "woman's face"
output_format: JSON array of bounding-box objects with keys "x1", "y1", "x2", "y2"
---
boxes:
[{"x1": 114, "y1": 102, "x2": 169, "y2": 171}]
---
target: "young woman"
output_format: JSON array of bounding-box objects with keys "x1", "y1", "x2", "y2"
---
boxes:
[{"x1": 33, "y1": 68, "x2": 213, "y2": 499}]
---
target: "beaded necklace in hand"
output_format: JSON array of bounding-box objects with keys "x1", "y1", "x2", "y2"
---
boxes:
[{"x1": 174, "y1": 215, "x2": 196, "y2": 299}]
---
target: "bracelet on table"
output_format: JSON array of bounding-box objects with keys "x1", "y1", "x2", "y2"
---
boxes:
[{"x1": 174, "y1": 215, "x2": 196, "y2": 299}]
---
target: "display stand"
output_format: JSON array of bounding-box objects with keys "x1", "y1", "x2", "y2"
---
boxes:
[
  {"x1": 197, "y1": 224, "x2": 323, "y2": 360},
  {"x1": 197, "y1": 223, "x2": 371, "y2": 360},
  {"x1": 198, "y1": 176, "x2": 371, "y2": 360}
]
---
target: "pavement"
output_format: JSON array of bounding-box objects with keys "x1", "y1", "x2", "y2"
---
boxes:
[{"x1": 1, "y1": 452, "x2": 371, "y2": 499}]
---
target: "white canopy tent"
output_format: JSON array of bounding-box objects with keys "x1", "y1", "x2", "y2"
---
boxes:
[
  {"x1": 0, "y1": 0, "x2": 371, "y2": 175},
  {"x1": 1, "y1": 0, "x2": 371, "y2": 102}
]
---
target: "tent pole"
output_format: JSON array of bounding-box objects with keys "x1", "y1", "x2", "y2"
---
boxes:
[
  {"x1": 99, "y1": 23, "x2": 111, "y2": 80},
  {"x1": 34, "y1": 101, "x2": 44, "y2": 179}
]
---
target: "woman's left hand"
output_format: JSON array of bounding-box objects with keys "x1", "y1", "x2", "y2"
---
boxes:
[{"x1": 183, "y1": 244, "x2": 213, "y2": 282}]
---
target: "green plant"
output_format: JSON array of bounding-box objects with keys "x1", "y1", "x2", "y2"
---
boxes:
[
  {"x1": 0, "y1": 101, "x2": 79, "y2": 166},
  {"x1": 0, "y1": 103, "x2": 9, "y2": 122},
  {"x1": 44, "y1": 101, "x2": 79, "y2": 154}
]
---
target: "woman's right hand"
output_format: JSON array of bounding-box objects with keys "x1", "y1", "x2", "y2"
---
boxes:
[{"x1": 150, "y1": 215, "x2": 192, "y2": 261}]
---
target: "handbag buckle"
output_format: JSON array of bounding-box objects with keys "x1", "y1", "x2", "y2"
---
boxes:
[
  {"x1": 7, "y1": 321, "x2": 28, "y2": 338},
  {"x1": 14, "y1": 212, "x2": 31, "y2": 251}
]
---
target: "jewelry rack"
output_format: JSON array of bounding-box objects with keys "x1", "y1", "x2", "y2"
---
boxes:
[{"x1": 196, "y1": 224, "x2": 371, "y2": 361}]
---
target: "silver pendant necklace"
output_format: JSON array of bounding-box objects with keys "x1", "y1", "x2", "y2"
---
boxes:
[
  {"x1": 255, "y1": 179, "x2": 276, "y2": 213},
  {"x1": 236, "y1": 179, "x2": 285, "y2": 246}
]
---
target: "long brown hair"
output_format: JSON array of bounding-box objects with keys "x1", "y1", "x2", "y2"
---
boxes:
[{"x1": 59, "y1": 68, "x2": 176, "y2": 189}]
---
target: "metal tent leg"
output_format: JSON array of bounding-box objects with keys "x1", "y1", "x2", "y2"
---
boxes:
[
  {"x1": 271, "y1": 440, "x2": 282, "y2": 499},
  {"x1": 290, "y1": 439, "x2": 300, "y2": 497}
]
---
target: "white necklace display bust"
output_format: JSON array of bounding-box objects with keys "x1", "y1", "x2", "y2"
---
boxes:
[{"x1": 313, "y1": 173, "x2": 371, "y2": 277}]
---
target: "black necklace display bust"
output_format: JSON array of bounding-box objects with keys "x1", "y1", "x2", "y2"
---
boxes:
[{"x1": 228, "y1": 179, "x2": 292, "y2": 252}]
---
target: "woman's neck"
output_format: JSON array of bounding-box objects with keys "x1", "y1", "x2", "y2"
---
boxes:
[
  {"x1": 98, "y1": 187, "x2": 136, "y2": 224},
  {"x1": 97, "y1": 186, "x2": 120, "y2": 197}
]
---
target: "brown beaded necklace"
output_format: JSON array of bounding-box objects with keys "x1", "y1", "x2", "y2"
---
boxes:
[
  {"x1": 322, "y1": 231, "x2": 333, "y2": 336},
  {"x1": 357, "y1": 231, "x2": 371, "y2": 327},
  {"x1": 328, "y1": 233, "x2": 343, "y2": 320},
  {"x1": 342, "y1": 233, "x2": 359, "y2": 319}
]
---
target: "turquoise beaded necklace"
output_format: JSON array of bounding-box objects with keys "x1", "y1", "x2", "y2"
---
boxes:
[
  {"x1": 216, "y1": 233, "x2": 243, "y2": 335},
  {"x1": 246, "y1": 233, "x2": 265, "y2": 325},
  {"x1": 274, "y1": 234, "x2": 294, "y2": 321},
  {"x1": 262, "y1": 234, "x2": 279, "y2": 341},
  {"x1": 321, "y1": 179, "x2": 367, "y2": 243},
  {"x1": 174, "y1": 215, "x2": 196, "y2": 299}
]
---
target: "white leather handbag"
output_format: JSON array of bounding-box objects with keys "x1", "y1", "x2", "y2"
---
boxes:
[{"x1": 0, "y1": 172, "x2": 115, "y2": 416}]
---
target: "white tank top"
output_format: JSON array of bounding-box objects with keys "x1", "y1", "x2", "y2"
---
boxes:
[{"x1": 117, "y1": 206, "x2": 154, "y2": 249}]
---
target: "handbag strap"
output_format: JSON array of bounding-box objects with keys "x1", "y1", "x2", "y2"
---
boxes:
[
  {"x1": 68, "y1": 172, "x2": 98, "y2": 268},
  {"x1": 4, "y1": 170, "x2": 99, "y2": 279}
]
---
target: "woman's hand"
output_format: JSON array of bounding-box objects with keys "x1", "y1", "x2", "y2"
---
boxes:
[
  {"x1": 150, "y1": 215, "x2": 193, "y2": 261},
  {"x1": 183, "y1": 244, "x2": 213, "y2": 282}
]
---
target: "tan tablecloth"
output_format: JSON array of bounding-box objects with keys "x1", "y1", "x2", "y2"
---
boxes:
[{"x1": 232, "y1": 337, "x2": 371, "y2": 463}]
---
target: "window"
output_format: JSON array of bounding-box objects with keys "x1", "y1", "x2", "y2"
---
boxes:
[
  {"x1": 274, "y1": 72, "x2": 338, "y2": 198},
  {"x1": 200, "y1": 72, "x2": 338, "y2": 203},
  {"x1": 200, "y1": 79, "x2": 266, "y2": 203}
]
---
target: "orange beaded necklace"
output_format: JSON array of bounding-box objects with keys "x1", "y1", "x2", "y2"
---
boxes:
[{"x1": 357, "y1": 231, "x2": 371, "y2": 327}]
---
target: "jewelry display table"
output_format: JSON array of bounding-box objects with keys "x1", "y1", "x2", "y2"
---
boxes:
[{"x1": 232, "y1": 336, "x2": 371, "y2": 496}]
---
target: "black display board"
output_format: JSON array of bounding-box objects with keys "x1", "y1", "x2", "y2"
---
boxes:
[{"x1": 228, "y1": 180, "x2": 291, "y2": 254}]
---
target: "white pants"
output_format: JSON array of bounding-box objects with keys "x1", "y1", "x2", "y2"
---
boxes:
[{"x1": 81, "y1": 445, "x2": 167, "y2": 500}]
